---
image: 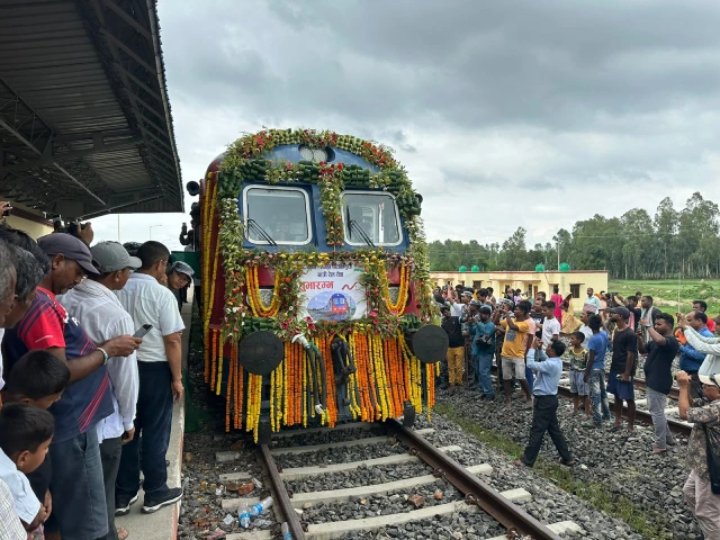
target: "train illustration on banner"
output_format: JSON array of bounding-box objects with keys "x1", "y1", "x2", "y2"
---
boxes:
[{"x1": 189, "y1": 129, "x2": 448, "y2": 442}]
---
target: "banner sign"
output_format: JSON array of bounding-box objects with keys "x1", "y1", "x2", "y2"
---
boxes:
[{"x1": 298, "y1": 264, "x2": 367, "y2": 321}]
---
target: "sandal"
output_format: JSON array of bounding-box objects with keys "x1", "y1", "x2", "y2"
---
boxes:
[{"x1": 117, "y1": 527, "x2": 129, "y2": 540}]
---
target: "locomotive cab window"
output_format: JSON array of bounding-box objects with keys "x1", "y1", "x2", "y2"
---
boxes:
[
  {"x1": 341, "y1": 192, "x2": 402, "y2": 246},
  {"x1": 243, "y1": 186, "x2": 311, "y2": 245}
]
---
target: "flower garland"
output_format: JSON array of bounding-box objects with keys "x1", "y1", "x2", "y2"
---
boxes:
[
  {"x1": 205, "y1": 129, "x2": 439, "y2": 433},
  {"x1": 381, "y1": 263, "x2": 410, "y2": 315},
  {"x1": 245, "y1": 266, "x2": 281, "y2": 318}
]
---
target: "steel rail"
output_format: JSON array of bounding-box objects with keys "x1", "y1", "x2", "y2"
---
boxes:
[
  {"x1": 385, "y1": 419, "x2": 563, "y2": 540},
  {"x1": 555, "y1": 386, "x2": 691, "y2": 436},
  {"x1": 559, "y1": 361, "x2": 680, "y2": 400},
  {"x1": 258, "y1": 444, "x2": 306, "y2": 540}
]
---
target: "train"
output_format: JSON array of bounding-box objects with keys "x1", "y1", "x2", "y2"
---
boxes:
[{"x1": 191, "y1": 129, "x2": 448, "y2": 442}]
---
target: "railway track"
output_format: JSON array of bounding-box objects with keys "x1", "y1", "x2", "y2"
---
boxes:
[
  {"x1": 488, "y1": 363, "x2": 691, "y2": 436},
  {"x1": 217, "y1": 421, "x2": 583, "y2": 540},
  {"x1": 551, "y1": 364, "x2": 692, "y2": 436}
]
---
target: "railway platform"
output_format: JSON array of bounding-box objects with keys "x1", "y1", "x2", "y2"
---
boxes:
[{"x1": 115, "y1": 302, "x2": 190, "y2": 540}]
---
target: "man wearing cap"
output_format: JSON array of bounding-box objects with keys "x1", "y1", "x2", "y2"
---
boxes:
[
  {"x1": 58, "y1": 241, "x2": 141, "y2": 540},
  {"x1": 607, "y1": 306, "x2": 638, "y2": 432},
  {"x1": 677, "y1": 370, "x2": 720, "y2": 538},
  {"x1": 1, "y1": 233, "x2": 139, "y2": 539},
  {"x1": 116, "y1": 241, "x2": 185, "y2": 515},
  {"x1": 166, "y1": 261, "x2": 194, "y2": 312}
]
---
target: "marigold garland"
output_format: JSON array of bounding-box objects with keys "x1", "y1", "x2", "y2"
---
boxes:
[
  {"x1": 203, "y1": 129, "x2": 443, "y2": 434},
  {"x1": 245, "y1": 266, "x2": 281, "y2": 318}
]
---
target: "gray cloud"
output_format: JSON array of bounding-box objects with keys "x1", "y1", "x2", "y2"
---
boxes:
[{"x1": 91, "y1": 0, "x2": 720, "y2": 249}]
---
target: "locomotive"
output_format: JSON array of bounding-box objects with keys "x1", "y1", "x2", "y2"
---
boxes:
[{"x1": 192, "y1": 129, "x2": 447, "y2": 442}]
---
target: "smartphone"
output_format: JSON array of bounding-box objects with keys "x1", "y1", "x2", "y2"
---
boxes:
[{"x1": 133, "y1": 324, "x2": 153, "y2": 338}]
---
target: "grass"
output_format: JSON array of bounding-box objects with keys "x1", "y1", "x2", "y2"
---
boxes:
[
  {"x1": 434, "y1": 402, "x2": 671, "y2": 539},
  {"x1": 609, "y1": 278, "x2": 720, "y2": 315}
]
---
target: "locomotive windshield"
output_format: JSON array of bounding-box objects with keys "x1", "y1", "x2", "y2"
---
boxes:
[
  {"x1": 243, "y1": 186, "x2": 311, "y2": 245},
  {"x1": 341, "y1": 192, "x2": 402, "y2": 246}
]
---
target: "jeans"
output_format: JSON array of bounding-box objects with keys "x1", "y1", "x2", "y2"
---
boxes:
[
  {"x1": 475, "y1": 350, "x2": 495, "y2": 397},
  {"x1": 48, "y1": 429, "x2": 108, "y2": 539},
  {"x1": 100, "y1": 437, "x2": 123, "y2": 540},
  {"x1": 589, "y1": 369, "x2": 611, "y2": 425},
  {"x1": 647, "y1": 387, "x2": 675, "y2": 449},
  {"x1": 117, "y1": 362, "x2": 173, "y2": 499},
  {"x1": 521, "y1": 394, "x2": 572, "y2": 466}
]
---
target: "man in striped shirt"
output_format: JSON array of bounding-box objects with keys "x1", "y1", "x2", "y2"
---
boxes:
[{"x1": 2, "y1": 233, "x2": 139, "y2": 539}]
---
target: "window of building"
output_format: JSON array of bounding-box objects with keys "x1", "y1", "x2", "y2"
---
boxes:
[
  {"x1": 243, "y1": 186, "x2": 311, "y2": 245},
  {"x1": 570, "y1": 283, "x2": 581, "y2": 298},
  {"x1": 341, "y1": 191, "x2": 402, "y2": 246}
]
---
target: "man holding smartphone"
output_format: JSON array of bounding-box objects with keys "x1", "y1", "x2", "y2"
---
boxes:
[
  {"x1": 116, "y1": 241, "x2": 185, "y2": 515},
  {"x1": 58, "y1": 241, "x2": 141, "y2": 540}
]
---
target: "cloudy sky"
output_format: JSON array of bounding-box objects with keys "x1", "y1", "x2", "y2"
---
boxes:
[{"x1": 93, "y1": 0, "x2": 720, "y2": 250}]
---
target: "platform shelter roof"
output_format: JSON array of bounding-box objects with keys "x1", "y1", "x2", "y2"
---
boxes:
[{"x1": 0, "y1": 0, "x2": 182, "y2": 219}]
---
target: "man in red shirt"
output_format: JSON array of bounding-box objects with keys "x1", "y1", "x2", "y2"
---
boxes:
[
  {"x1": 692, "y1": 300, "x2": 716, "y2": 333},
  {"x1": 2, "y1": 233, "x2": 139, "y2": 539}
]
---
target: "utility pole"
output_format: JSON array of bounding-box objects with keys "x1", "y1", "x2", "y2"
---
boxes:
[{"x1": 556, "y1": 240, "x2": 560, "y2": 271}]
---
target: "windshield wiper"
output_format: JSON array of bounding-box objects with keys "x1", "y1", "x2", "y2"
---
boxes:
[
  {"x1": 345, "y1": 207, "x2": 375, "y2": 247},
  {"x1": 246, "y1": 218, "x2": 277, "y2": 246}
]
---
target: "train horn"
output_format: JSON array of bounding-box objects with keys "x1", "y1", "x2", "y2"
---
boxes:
[{"x1": 186, "y1": 181, "x2": 200, "y2": 196}]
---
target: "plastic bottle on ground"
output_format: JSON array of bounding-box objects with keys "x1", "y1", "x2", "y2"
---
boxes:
[
  {"x1": 249, "y1": 496, "x2": 273, "y2": 517},
  {"x1": 238, "y1": 506, "x2": 252, "y2": 529}
]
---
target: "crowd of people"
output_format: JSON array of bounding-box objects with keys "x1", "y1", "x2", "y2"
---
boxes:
[
  {"x1": 0, "y1": 203, "x2": 192, "y2": 540},
  {"x1": 436, "y1": 283, "x2": 720, "y2": 537}
]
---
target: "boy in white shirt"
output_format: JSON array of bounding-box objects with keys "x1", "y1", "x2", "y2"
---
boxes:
[
  {"x1": 0, "y1": 404, "x2": 54, "y2": 533},
  {"x1": 541, "y1": 301, "x2": 562, "y2": 350}
]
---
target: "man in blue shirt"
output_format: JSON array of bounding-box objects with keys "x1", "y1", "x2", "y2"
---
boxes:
[
  {"x1": 678, "y1": 310, "x2": 713, "y2": 399},
  {"x1": 515, "y1": 338, "x2": 573, "y2": 468},
  {"x1": 583, "y1": 314, "x2": 611, "y2": 427}
]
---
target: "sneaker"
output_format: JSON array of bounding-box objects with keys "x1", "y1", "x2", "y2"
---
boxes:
[
  {"x1": 559, "y1": 457, "x2": 575, "y2": 467},
  {"x1": 142, "y1": 487, "x2": 183, "y2": 514},
  {"x1": 115, "y1": 494, "x2": 138, "y2": 516}
]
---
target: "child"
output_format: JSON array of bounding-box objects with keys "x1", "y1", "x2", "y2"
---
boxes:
[
  {"x1": 3, "y1": 350, "x2": 69, "y2": 409},
  {"x1": 0, "y1": 404, "x2": 55, "y2": 535},
  {"x1": 565, "y1": 332, "x2": 590, "y2": 416},
  {"x1": 3, "y1": 350, "x2": 70, "y2": 534}
]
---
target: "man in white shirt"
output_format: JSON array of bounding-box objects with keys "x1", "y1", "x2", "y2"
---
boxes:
[
  {"x1": 583, "y1": 288, "x2": 601, "y2": 314},
  {"x1": 115, "y1": 241, "x2": 185, "y2": 515},
  {"x1": 58, "y1": 241, "x2": 141, "y2": 540},
  {"x1": 449, "y1": 290, "x2": 471, "y2": 318}
]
